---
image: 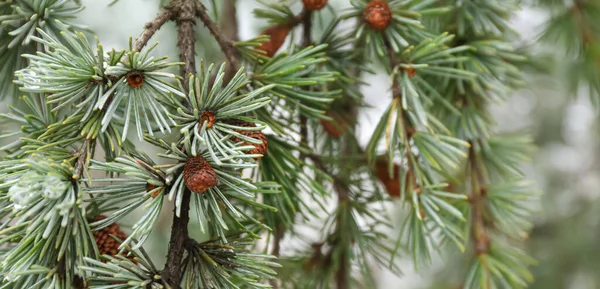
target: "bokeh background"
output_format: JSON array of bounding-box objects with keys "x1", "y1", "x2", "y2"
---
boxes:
[{"x1": 3, "y1": 0, "x2": 599, "y2": 288}]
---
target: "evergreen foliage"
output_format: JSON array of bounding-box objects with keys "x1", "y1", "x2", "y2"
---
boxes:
[{"x1": 0, "y1": 0, "x2": 541, "y2": 288}]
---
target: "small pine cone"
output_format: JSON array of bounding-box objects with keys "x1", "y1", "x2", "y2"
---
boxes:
[
  {"x1": 363, "y1": 0, "x2": 392, "y2": 31},
  {"x1": 229, "y1": 120, "x2": 268, "y2": 159},
  {"x1": 374, "y1": 159, "x2": 400, "y2": 198},
  {"x1": 92, "y1": 215, "x2": 129, "y2": 256},
  {"x1": 257, "y1": 24, "x2": 293, "y2": 57},
  {"x1": 302, "y1": 0, "x2": 328, "y2": 11},
  {"x1": 184, "y1": 156, "x2": 218, "y2": 194}
]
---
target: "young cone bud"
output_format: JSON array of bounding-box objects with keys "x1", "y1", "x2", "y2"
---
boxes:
[
  {"x1": 229, "y1": 120, "x2": 268, "y2": 159},
  {"x1": 257, "y1": 24, "x2": 293, "y2": 57},
  {"x1": 302, "y1": 0, "x2": 328, "y2": 11},
  {"x1": 126, "y1": 71, "x2": 144, "y2": 88},
  {"x1": 92, "y1": 215, "x2": 129, "y2": 256},
  {"x1": 374, "y1": 159, "x2": 400, "y2": 198},
  {"x1": 147, "y1": 183, "x2": 161, "y2": 198},
  {"x1": 184, "y1": 156, "x2": 218, "y2": 194},
  {"x1": 363, "y1": 0, "x2": 392, "y2": 31}
]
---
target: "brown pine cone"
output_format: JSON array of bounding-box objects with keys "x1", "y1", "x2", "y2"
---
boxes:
[
  {"x1": 257, "y1": 24, "x2": 293, "y2": 57},
  {"x1": 92, "y1": 215, "x2": 129, "y2": 256},
  {"x1": 374, "y1": 159, "x2": 400, "y2": 198},
  {"x1": 228, "y1": 120, "x2": 268, "y2": 159},
  {"x1": 302, "y1": 0, "x2": 328, "y2": 11},
  {"x1": 363, "y1": 0, "x2": 392, "y2": 31},
  {"x1": 184, "y1": 156, "x2": 218, "y2": 194}
]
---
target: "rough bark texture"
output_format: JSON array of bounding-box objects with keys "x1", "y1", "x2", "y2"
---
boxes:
[{"x1": 161, "y1": 1, "x2": 198, "y2": 288}]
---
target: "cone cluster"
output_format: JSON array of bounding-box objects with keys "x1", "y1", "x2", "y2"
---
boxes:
[
  {"x1": 184, "y1": 156, "x2": 218, "y2": 194},
  {"x1": 363, "y1": 0, "x2": 392, "y2": 31}
]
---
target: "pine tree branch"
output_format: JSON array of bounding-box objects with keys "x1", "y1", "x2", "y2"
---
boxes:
[
  {"x1": 133, "y1": 7, "x2": 176, "y2": 52},
  {"x1": 73, "y1": 138, "x2": 93, "y2": 178},
  {"x1": 468, "y1": 144, "x2": 490, "y2": 256},
  {"x1": 161, "y1": 1, "x2": 198, "y2": 288},
  {"x1": 196, "y1": 2, "x2": 239, "y2": 76},
  {"x1": 467, "y1": 144, "x2": 491, "y2": 288},
  {"x1": 219, "y1": 0, "x2": 239, "y2": 83},
  {"x1": 219, "y1": 0, "x2": 238, "y2": 42},
  {"x1": 572, "y1": 0, "x2": 595, "y2": 47},
  {"x1": 299, "y1": 9, "x2": 311, "y2": 148},
  {"x1": 384, "y1": 36, "x2": 417, "y2": 192}
]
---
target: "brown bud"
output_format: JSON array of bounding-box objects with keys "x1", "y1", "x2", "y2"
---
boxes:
[
  {"x1": 229, "y1": 120, "x2": 268, "y2": 159},
  {"x1": 363, "y1": 0, "x2": 392, "y2": 31},
  {"x1": 419, "y1": 209, "x2": 426, "y2": 219},
  {"x1": 374, "y1": 159, "x2": 401, "y2": 198},
  {"x1": 126, "y1": 71, "x2": 144, "y2": 88},
  {"x1": 200, "y1": 111, "x2": 216, "y2": 128},
  {"x1": 302, "y1": 0, "x2": 328, "y2": 11},
  {"x1": 257, "y1": 24, "x2": 293, "y2": 57},
  {"x1": 147, "y1": 183, "x2": 161, "y2": 198},
  {"x1": 92, "y1": 215, "x2": 129, "y2": 257},
  {"x1": 406, "y1": 67, "x2": 417, "y2": 78},
  {"x1": 184, "y1": 156, "x2": 218, "y2": 194}
]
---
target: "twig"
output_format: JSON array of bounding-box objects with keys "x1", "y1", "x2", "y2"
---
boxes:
[
  {"x1": 73, "y1": 138, "x2": 93, "y2": 178},
  {"x1": 467, "y1": 144, "x2": 491, "y2": 288},
  {"x1": 384, "y1": 36, "x2": 418, "y2": 193},
  {"x1": 269, "y1": 223, "x2": 285, "y2": 289},
  {"x1": 133, "y1": 8, "x2": 176, "y2": 51},
  {"x1": 161, "y1": 1, "x2": 198, "y2": 288},
  {"x1": 219, "y1": 0, "x2": 238, "y2": 42},
  {"x1": 299, "y1": 10, "x2": 312, "y2": 149},
  {"x1": 468, "y1": 145, "x2": 490, "y2": 253},
  {"x1": 572, "y1": 0, "x2": 595, "y2": 47},
  {"x1": 196, "y1": 2, "x2": 240, "y2": 74},
  {"x1": 219, "y1": 0, "x2": 239, "y2": 83}
]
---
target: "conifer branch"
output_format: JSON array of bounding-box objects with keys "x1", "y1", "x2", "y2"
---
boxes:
[
  {"x1": 468, "y1": 144, "x2": 491, "y2": 257},
  {"x1": 220, "y1": 0, "x2": 238, "y2": 43},
  {"x1": 572, "y1": 0, "x2": 595, "y2": 47},
  {"x1": 196, "y1": 2, "x2": 239, "y2": 75},
  {"x1": 161, "y1": 1, "x2": 198, "y2": 288},
  {"x1": 133, "y1": 7, "x2": 176, "y2": 51},
  {"x1": 384, "y1": 36, "x2": 417, "y2": 191}
]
